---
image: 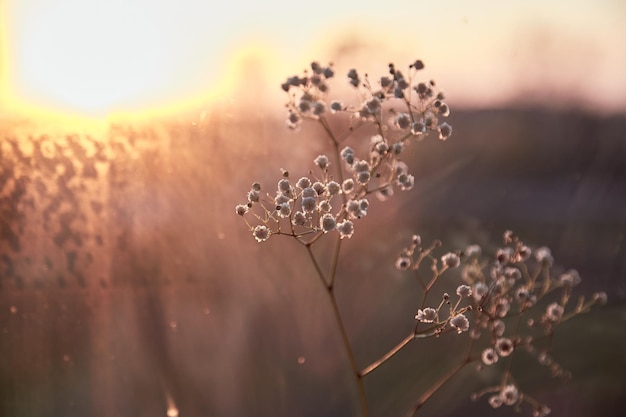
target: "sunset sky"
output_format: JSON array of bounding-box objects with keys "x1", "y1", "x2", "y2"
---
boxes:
[{"x1": 1, "y1": 0, "x2": 625, "y2": 119}]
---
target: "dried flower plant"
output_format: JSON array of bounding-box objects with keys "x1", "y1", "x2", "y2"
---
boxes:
[{"x1": 235, "y1": 59, "x2": 607, "y2": 417}]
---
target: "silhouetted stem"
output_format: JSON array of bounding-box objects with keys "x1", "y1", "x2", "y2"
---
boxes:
[
  {"x1": 305, "y1": 245, "x2": 369, "y2": 417},
  {"x1": 328, "y1": 290, "x2": 370, "y2": 417},
  {"x1": 404, "y1": 357, "x2": 471, "y2": 417},
  {"x1": 328, "y1": 235, "x2": 342, "y2": 289},
  {"x1": 361, "y1": 333, "x2": 414, "y2": 377}
]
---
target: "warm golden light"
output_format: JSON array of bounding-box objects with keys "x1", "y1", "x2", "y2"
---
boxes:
[
  {"x1": 1, "y1": 0, "x2": 623, "y2": 123},
  {"x1": 1, "y1": 0, "x2": 281, "y2": 121}
]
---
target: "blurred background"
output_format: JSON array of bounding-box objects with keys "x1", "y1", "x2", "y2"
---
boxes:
[{"x1": 1, "y1": 1, "x2": 625, "y2": 416}]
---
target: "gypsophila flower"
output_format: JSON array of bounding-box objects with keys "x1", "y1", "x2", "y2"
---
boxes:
[
  {"x1": 247, "y1": 189, "x2": 260, "y2": 203},
  {"x1": 504, "y1": 267, "x2": 522, "y2": 281},
  {"x1": 320, "y1": 213, "x2": 337, "y2": 232},
  {"x1": 275, "y1": 193, "x2": 290, "y2": 205},
  {"x1": 456, "y1": 285, "x2": 472, "y2": 298},
  {"x1": 593, "y1": 291, "x2": 608, "y2": 305},
  {"x1": 514, "y1": 287, "x2": 530, "y2": 304},
  {"x1": 292, "y1": 211, "x2": 307, "y2": 226},
  {"x1": 253, "y1": 225, "x2": 270, "y2": 242},
  {"x1": 438, "y1": 123, "x2": 453, "y2": 140},
  {"x1": 312, "y1": 181, "x2": 326, "y2": 195},
  {"x1": 278, "y1": 178, "x2": 292, "y2": 195},
  {"x1": 481, "y1": 347, "x2": 499, "y2": 365},
  {"x1": 299, "y1": 99, "x2": 311, "y2": 113},
  {"x1": 411, "y1": 121, "x2": 426, "y2": 135},
  {"x1": 356, "y1": 170, "x2": 371, "y2": 185},
  {"x1": 336, "y1": 220, "x2": 354, "y2": 239},
  {"x1": 395, "y1": 255, "x2": 411, "y2": 271},
  {"x1": 318, "y1": 200, "x2": 332, "y2": 212},
  {"x1": 313, "y1": 101, "x2": 326, "y2": 116},
  {"x1": 437, "y1": 102, "x2": 450, "y2": 117},
  {"x1": 488, "y1": 395, "x2": 503, "y2": 408},
  {"x1": 235, "y1": 204, "x2": 248, "y2": 216},
  {"x1": 415, "y1": 307, "x2": 437, "y2": 323},
  {"x1": 365, "y1": 97, "x2": 381, "y2": 114},
  {"x1": 330, "y1": 100, "x2": 343, "y2": 113},
  {"x1": 314, "y1": 155, "x2": 330, "y2": 170},
  {"x1": 545, "y1": 302, "x2": 564, "y2": 322},
  {"x1": 494, "y1": 298, "x2": 511, "y2": 318},
  {"x1": 341, "y1": 146, "x2": 355, "y2": 165},
  {"x1": 492, "y1": 319, "x2": 506, "y2": 336},
  {"x1": 496, "y1": 247, "x2": 513, "y2": 265},
  {"x1": 559, "y1": 269, "x2": 581, "y2": 287},
  {"x1": 277, "y1": 202, "x2": 291, "y2": 218},
  {"x1": 518, "y1": 244, "x2": 532, "y2": 261},
  {"x1": 302, "y1": 187, "x2": 317, "y2": 199},
  {"x1": 287, "y1": 111, "x2": 300, "y2": 126},
  {"x1": 395, "y1": 113, "x2": 411, "y2": 130},
  {"x1": 535, "y1": 246, "x2": 554, "y2": 266},
  {"x1": 342, "y1": 179, "x2": 355, "y2": 194},
  {"x1": 412, "y1": 235, "x2": 421, "y2": 246},
  {"x1": 450, "y1": 314, "x2": 469, "y2": 333},
  {"x1": 296, "y1": 177, "x2": 311, "y2": 189},
  {"x1": 495, "y1": 337, "x2": 514, "y2": 357},
  {"x1": 326, "y1": 181, "x2": 341, "y2": 196},
  {"x1": 353, "y1": 159, "x2": 370, "y2": 173},
  {"x1": 464, "y1": 244, "x2": 481, "y2": 258},
  {"x1": 473, "y1": 282, "x2": 489, "y2": 302},
  {"x1": 500, "y1": 384, "x2": 519, "y2": 406},
  {"x1": 346, "y1": 199, "x2": 368, "y2": 219},
  {"x1": 442, "y1": 252, "x2": 461, "y2": 268},
  {"x1": 391, "y1": 141, "x2": 404, "y2": 155},
  {"x1": 301, "y1": 196, "x2": 317, "y2": 212},
  {"x1": 397, "y1": 173, "x2": 415, "y2": 191}
]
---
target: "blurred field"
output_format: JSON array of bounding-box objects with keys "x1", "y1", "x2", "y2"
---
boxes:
[{"x1": 1, "y1": 105, "x2": 625, "y2": 417}]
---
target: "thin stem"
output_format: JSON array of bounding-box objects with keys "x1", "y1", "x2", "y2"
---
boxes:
[
  {"x1": 361, "y1": 333, "x2": 414, "y2": 377},
  {"x1": 327, "y1": 290, "x2": 370, "y2": 417},
  {"x1": 404, "y1": 339, "x2": 475, "y2": 417},
  {"x1": 305, "y1": 245, "x2": 329, "y2": 288},
  {"x1": 305, "y1": 244, "x2": 369, "y2": 417},
  {"x1": 328, "y1": 234, "x2": 343, "y2": 289}
]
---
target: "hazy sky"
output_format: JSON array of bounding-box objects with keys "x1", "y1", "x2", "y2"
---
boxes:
[{"x1": 1, "y1": 0, "x2": 625, "y2": 117}]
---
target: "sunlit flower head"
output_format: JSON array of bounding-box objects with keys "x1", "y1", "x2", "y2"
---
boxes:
[
  {"x1": 441, "y1": 252, "x2": 461, "y2": 268},
  {"x1": 535, "y1": 246, "x2": 554, "y2": 266},
  {"x1": 450, "y1": 314, "x2": 469, "y2": 333},
  {"x1": 320, "y1": 213, "x2": 337, "y2": 232},
  {"x1": 253, "y1": 225, "x2": 270, "y2": 242},
  {"x1": 314, "y1": 155, "x2": 330, "y2": 170},
  {"x1": 235, "y1": 204, "x2": 248, "y2": 216},
  {"x1": 500, "y1": 384, "x2": 519, "y2": 406},
  {"x1": 395, "y1": 255, "x2": 411, "y2": 271},
  {"x1": 292, "y1": 211, "x2": 307, "y2": 226},
  {"x1": 495, "y1": 337, "x2": 514, "y2": 357},
  {"x1": 415, "y1": 307, "x2": 437, "y2": 323},
  {"x1": 456, "y1": 285, "x2": 472, "y2": 298},
  {"x1": 438, "y1": 122, "x2": 453, "y2": 140},
  {"x1": 545, "y1": 302, "x2": 564, "y2": 322},
  {"x1": 337, "y1": 220, "x2": 354, "y2": 239},
  {"x1": 326, "y1": 181, "x2": 341, "y2": 196},
  {"x1": 296, "y1": 176, "x2": 312, "y2": 189},
  {"x1": 481, "y1": 347, "x2": 499, "y2": 365}
]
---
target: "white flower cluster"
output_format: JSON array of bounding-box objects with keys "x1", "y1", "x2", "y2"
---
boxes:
[
  {"x1": 395, "y1": 230, "x2": 607, "y2": 416},
  {"x1": 236, "y1": 155, "x2": 364, "y2": 242},
  {"x1": 238, "y1": 60, "x2": 454, "y2": 243}
]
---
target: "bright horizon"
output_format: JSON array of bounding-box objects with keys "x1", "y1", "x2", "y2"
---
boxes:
[{"x1": 1, "y1": 0, "x2": 625, "y2": 121}]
